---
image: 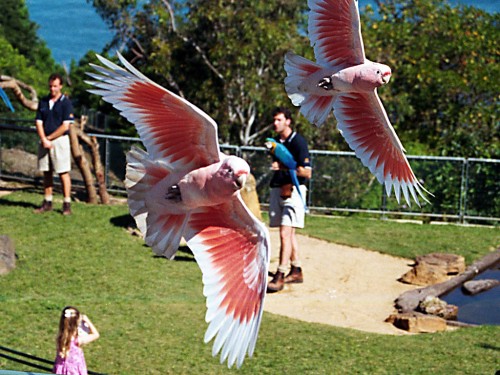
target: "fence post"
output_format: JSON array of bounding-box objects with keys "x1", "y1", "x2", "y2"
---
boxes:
[
  {"x1": 461, "y1": 158, "x2": 470, "y2": 224},
  {"x1": 381, "y1": 186, "x2": 387, "y2": 220},
  {"x1": 105, "y1": 138, "x2": 110, "y2": 189},
  {"x1": 308, "y1": 152, "x2": 314, "y2": 209}
]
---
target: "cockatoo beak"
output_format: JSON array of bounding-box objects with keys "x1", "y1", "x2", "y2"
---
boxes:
[
  {"x1": 382, "y1": 71, "x2": 391, "y2": 84},
  {"x1": 235, "y1": 173, "x2": 247, "y2": 189}
]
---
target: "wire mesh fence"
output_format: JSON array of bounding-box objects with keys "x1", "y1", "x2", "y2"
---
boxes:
[{"x1": 1, "y1": 121, "x2": 498, "y2": 224}]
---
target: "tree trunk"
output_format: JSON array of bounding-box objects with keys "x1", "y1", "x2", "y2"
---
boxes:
[
  {"x1": 73, "y1": 117, "x2": 110, "y2": 204},
  {"x1": 395, "y1": 248, "x2": 500, "y2": 313},
  {"x1": 69, "y1": 124, "x2": 98, "y2": 204}
]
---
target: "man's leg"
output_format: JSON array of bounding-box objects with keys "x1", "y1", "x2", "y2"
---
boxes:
[
  {"x1": 34, "y1": 171, "x2": 53, "y2": 213},
  {"x1": 60, "y1": 172, "x2": 72, "y2": 215},
  {"x1": 267, "y1": 225, "x2": 293, "y2": 292},
  {"x1": 285, "y1": 229, "x2": 304, "y2": 283}
]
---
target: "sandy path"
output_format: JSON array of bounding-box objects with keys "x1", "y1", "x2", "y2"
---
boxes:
[{"x1": 264, "y1": 229, "x2": 418, "y2": 335}]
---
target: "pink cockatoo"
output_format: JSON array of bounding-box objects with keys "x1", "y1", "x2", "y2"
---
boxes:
[
  {"x1": 86, "y1": 53, "x2": 270, "y2": 368},
  {"x1": 285, "y1": 0, "x2": 430, "y2": 206}
]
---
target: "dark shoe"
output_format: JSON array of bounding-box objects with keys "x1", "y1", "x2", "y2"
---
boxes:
[
  {"x1": 284, "y1": 266, "x2": 303, "y2": 284},
  {"x1": 34, "y1": 200, "x2": 52, "y2": 213},
  {"x1": 62, "y1": 202, "x2": 72, "y2": 216},
  {"x1": 267, "y1": 271, "x2": 284, "y2": 293}
]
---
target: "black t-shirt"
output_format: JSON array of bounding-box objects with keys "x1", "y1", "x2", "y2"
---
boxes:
[
  {"x1": 35, "y1": 94, "x2": 74, "y2": 136},
  {"x1": 270, "y1": 131, "x2": 311, "y2": 188}
]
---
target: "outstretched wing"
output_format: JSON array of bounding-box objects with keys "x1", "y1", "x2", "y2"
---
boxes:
[
  {"x1": 86, "y1": 53, "x2": 220, "y2": 172},
  {"x1": 185, "y1": 196, "x2": 270, "y2": 368},
  {"x1": 308, "y1": 0, "x2": 366, "y2": 68},
  {"x1": 334, "y1": 91, "x2": 430, "y2": 206}
]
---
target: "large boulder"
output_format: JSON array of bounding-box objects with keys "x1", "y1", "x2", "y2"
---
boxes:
[
  {"x1": 0, "y1": 235, "x2": 16, "y2": 275},
  {"x1": 386, "y1": 312, "x2": 447, "y2": 333},
  {"x1": 417, "y1": 296, "x2": 458, "y2": 320},
  {"x1": 240, "y1": 173, "x2": 262, "y2": 221},
  {"x1": 400, "y1": 253, "x2": 466, "y2": 286}
]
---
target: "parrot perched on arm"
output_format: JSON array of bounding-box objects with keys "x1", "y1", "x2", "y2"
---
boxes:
[
  {"x1": 265, "y1": 137, "x2": 308, "y2": 211},
  {"x1": 283, "y1": 0, "x2": 431, "y2": 206},
  {"x1": 86, "y1": 53, "x2": 270, "y2": 369},
  {"x1": 0, "y1": 87, "x2": 15, "y2": 112}
]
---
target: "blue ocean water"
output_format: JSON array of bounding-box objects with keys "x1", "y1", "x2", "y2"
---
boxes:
[
  {"x1": 26, "y1": 0, "x2": 114, "y2": 65},
  {"x1": 26, "y1": 0, "x2": 499, "y2": 67}
]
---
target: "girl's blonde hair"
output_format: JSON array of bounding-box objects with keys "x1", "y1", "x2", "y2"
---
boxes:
[{"x1": 56, "y1": 306, "x2": 80, "y2": 358}]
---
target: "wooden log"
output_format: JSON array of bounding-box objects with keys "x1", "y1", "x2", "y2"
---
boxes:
[
  {"x1": 69, "y1": 124, "x2": 98, "y2": 204},
  {"x1": 395, "y1": 248, "x2": 500, "y2": 313}
]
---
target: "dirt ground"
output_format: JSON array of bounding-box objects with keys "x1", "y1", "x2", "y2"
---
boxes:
[{"x1": 265, "y1": 228, "x2": 419, "y2": 335}]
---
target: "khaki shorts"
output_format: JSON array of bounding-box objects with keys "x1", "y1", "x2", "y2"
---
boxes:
[
  {"x1": 37, "y1": 135, "x2": 71, "y2": 174},
  {"x1": 269, "y1": 185, "x2": 307, "y2": 228}
]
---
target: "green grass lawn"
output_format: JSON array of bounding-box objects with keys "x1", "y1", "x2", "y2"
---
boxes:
[{"x1": 0, "y1": 191, "x2": 499, "y2": 374}]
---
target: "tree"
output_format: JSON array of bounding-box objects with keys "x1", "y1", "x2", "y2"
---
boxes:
[
  {"x1": 0, "y1": 0, "x2": 55, "y2": 73},
  {"x1": 86, "y1": 0, "x2": 312, "y2": 145},
  {"x1": 362, "y1": 0, "x2": 499, "y2": 158}
]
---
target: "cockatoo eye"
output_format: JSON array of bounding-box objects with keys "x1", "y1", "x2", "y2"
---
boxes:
[{"x1": 376, "y1": 70, "x2": 381, "y2": 75}]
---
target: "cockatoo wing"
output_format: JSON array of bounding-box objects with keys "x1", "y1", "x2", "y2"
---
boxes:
[
  {"x1": 185, "y1": 195, "x2": 270, "y2": 368},
  {"x1": 86, "y1": 53, "x2": 220, "y2": 173},
  {"x1": 308, "y1": 0, "x2": 366, "y2": 68},
  {"x1": 334, "y1": 92, "x2": 429, "y2": 206}
]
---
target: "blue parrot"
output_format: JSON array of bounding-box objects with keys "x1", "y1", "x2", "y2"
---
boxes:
[
  {"x1": 0, "y1": 87, "x2": 15, "y2": 112},
  {"x1": 265, "y1": 137, "x2": 307, "y2": 211}
]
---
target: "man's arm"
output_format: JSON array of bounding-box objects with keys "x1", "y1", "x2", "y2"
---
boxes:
[
  {"x1": 35, "y1": 119, "x2": 52, "y2": 149},
  {"x1": 45, "y1": 120, "x2": 71, "y2": 141},
  {"x1": 297, "y1": 166, "x2": 312, "y2": 179}
]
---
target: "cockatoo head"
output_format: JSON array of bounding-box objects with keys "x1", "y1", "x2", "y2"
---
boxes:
[
  {"x1": 372, "y1": 63, "x2": 392, "y2": 86},
  {"x1": 219, "y1": 156, "x2": 250, "y2": 191}
]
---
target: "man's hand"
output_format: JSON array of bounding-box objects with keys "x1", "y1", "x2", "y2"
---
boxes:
[{"x1": 41, "y1": 138, "x2": 53, "y2": 149}]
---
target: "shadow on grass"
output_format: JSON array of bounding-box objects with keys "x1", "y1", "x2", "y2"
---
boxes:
[
  {"x1": 111, "y1": 214, "x2": 196, "y2": 262},
  {"x1": 110, "y1": 213, "x2": 135, "y2": 228},
  {"x1": 0, "y1": 196, "x2": 39, "y2": 210}
]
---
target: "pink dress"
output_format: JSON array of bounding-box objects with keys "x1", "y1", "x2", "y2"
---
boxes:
[{"x1": 53, "y1": 337, "x2": 88, "y2": 375}]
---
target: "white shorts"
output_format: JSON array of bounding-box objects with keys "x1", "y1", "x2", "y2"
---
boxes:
[
  {"x1": 269, "y1": 185, "x2": 307, "y2": 228},
  {"x1": 37, "y1": 135, "x2": 71, "y2": 174}
]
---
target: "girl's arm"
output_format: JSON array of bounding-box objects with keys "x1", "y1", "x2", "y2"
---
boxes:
[{"x1": 78, "y1": 315, "x2": 100, "y2": 345}]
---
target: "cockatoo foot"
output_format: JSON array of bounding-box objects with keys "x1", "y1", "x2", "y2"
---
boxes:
[
  {"x1": 318, "y1": 76, "x2": 333, "y2": 90},
  {"x1": 165, "y1": 184, "x2": 182, "y2": 202}
]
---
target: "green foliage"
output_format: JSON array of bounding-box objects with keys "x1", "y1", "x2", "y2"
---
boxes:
[
  {"x1": 0, "y1": 0, "x2": 55, "y2": 72},
  {"x1": 0, "y1": 191, "x2": 499, "y2": 374},
  {"x1": 362, "y1": 0, "x2": 499, "y2": 158}
]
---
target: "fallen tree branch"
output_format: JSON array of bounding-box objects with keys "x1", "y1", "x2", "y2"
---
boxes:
[{"x1": 395, "y1": 248, "x2": 500, "y2": 313}]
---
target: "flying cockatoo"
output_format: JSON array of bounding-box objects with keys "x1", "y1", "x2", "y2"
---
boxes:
[
  {"x1": 284, "y1": 0, "x2": 430, "y2": 206},
  {"x1": 86, "y1": 53, "x2": 270, "y2": 368},
  {"x1": 264, "y1": 138, "x2": 308, "y2": 211}
]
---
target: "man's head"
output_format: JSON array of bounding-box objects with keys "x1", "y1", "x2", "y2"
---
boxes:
[
  {"x1": 48, "y1": 73, "x2": 64, "y2": 99},
  {"x1": 272, "y1": 106, "x2": 293, "y2": 137}
]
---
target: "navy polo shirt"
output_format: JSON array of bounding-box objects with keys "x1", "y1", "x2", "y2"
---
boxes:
[
  {"x1": 35, "y1": 94, "x2": 74, "y2": 136},
  {"x1": 270, "y1": 131, "x2": 311, "y2": 188}
]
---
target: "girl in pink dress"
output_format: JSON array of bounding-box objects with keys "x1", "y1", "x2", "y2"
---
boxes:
[{"x1": 53, "y1": 306, "x2": 100, "y2": 375}]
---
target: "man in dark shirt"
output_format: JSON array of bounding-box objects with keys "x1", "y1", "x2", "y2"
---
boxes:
[
  {"x1": 267, "y1": 107, "x2": 312, "y2": 293},
  {"x1": 34, "y1": 73, "x2": 74, "y2": 215}
]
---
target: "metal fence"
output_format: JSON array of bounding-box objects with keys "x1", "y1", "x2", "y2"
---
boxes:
[{"x1": 1, "y1": 121, "x2": 498, "y2": 224}]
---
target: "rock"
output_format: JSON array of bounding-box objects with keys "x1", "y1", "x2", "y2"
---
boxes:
[
  {"x1": 386, "y1": 312, "x2": 447, "y2": 333},
  {"x1": 400, "y1": 253, "x2": 466, "y2": 286},
  {"x1": 417, "y1": 296, "x2": 458, "y2": 320},
  {"x1": 240, "y1": 173, "x2": 262, "y2": 221},
  {"x1": 0, "y1": 235, "x2": 16, "y2": 275},
  {"x1": 462, "y1": 279, "x2": 500, "y2": 295}
]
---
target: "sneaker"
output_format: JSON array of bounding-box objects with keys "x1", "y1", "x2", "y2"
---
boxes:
[
  {"x1": 34, "y1": 200, "x2": 52, "y2": 214},
  {"x1": 62, "y1": 202, "x2": 72, "y2": 216},
  {"x1": 267, "y1": 271, "x2": 284, "y2": 293},
  {"x1": 284, "y1": 266, "x2": 303, "y2": 284}
]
